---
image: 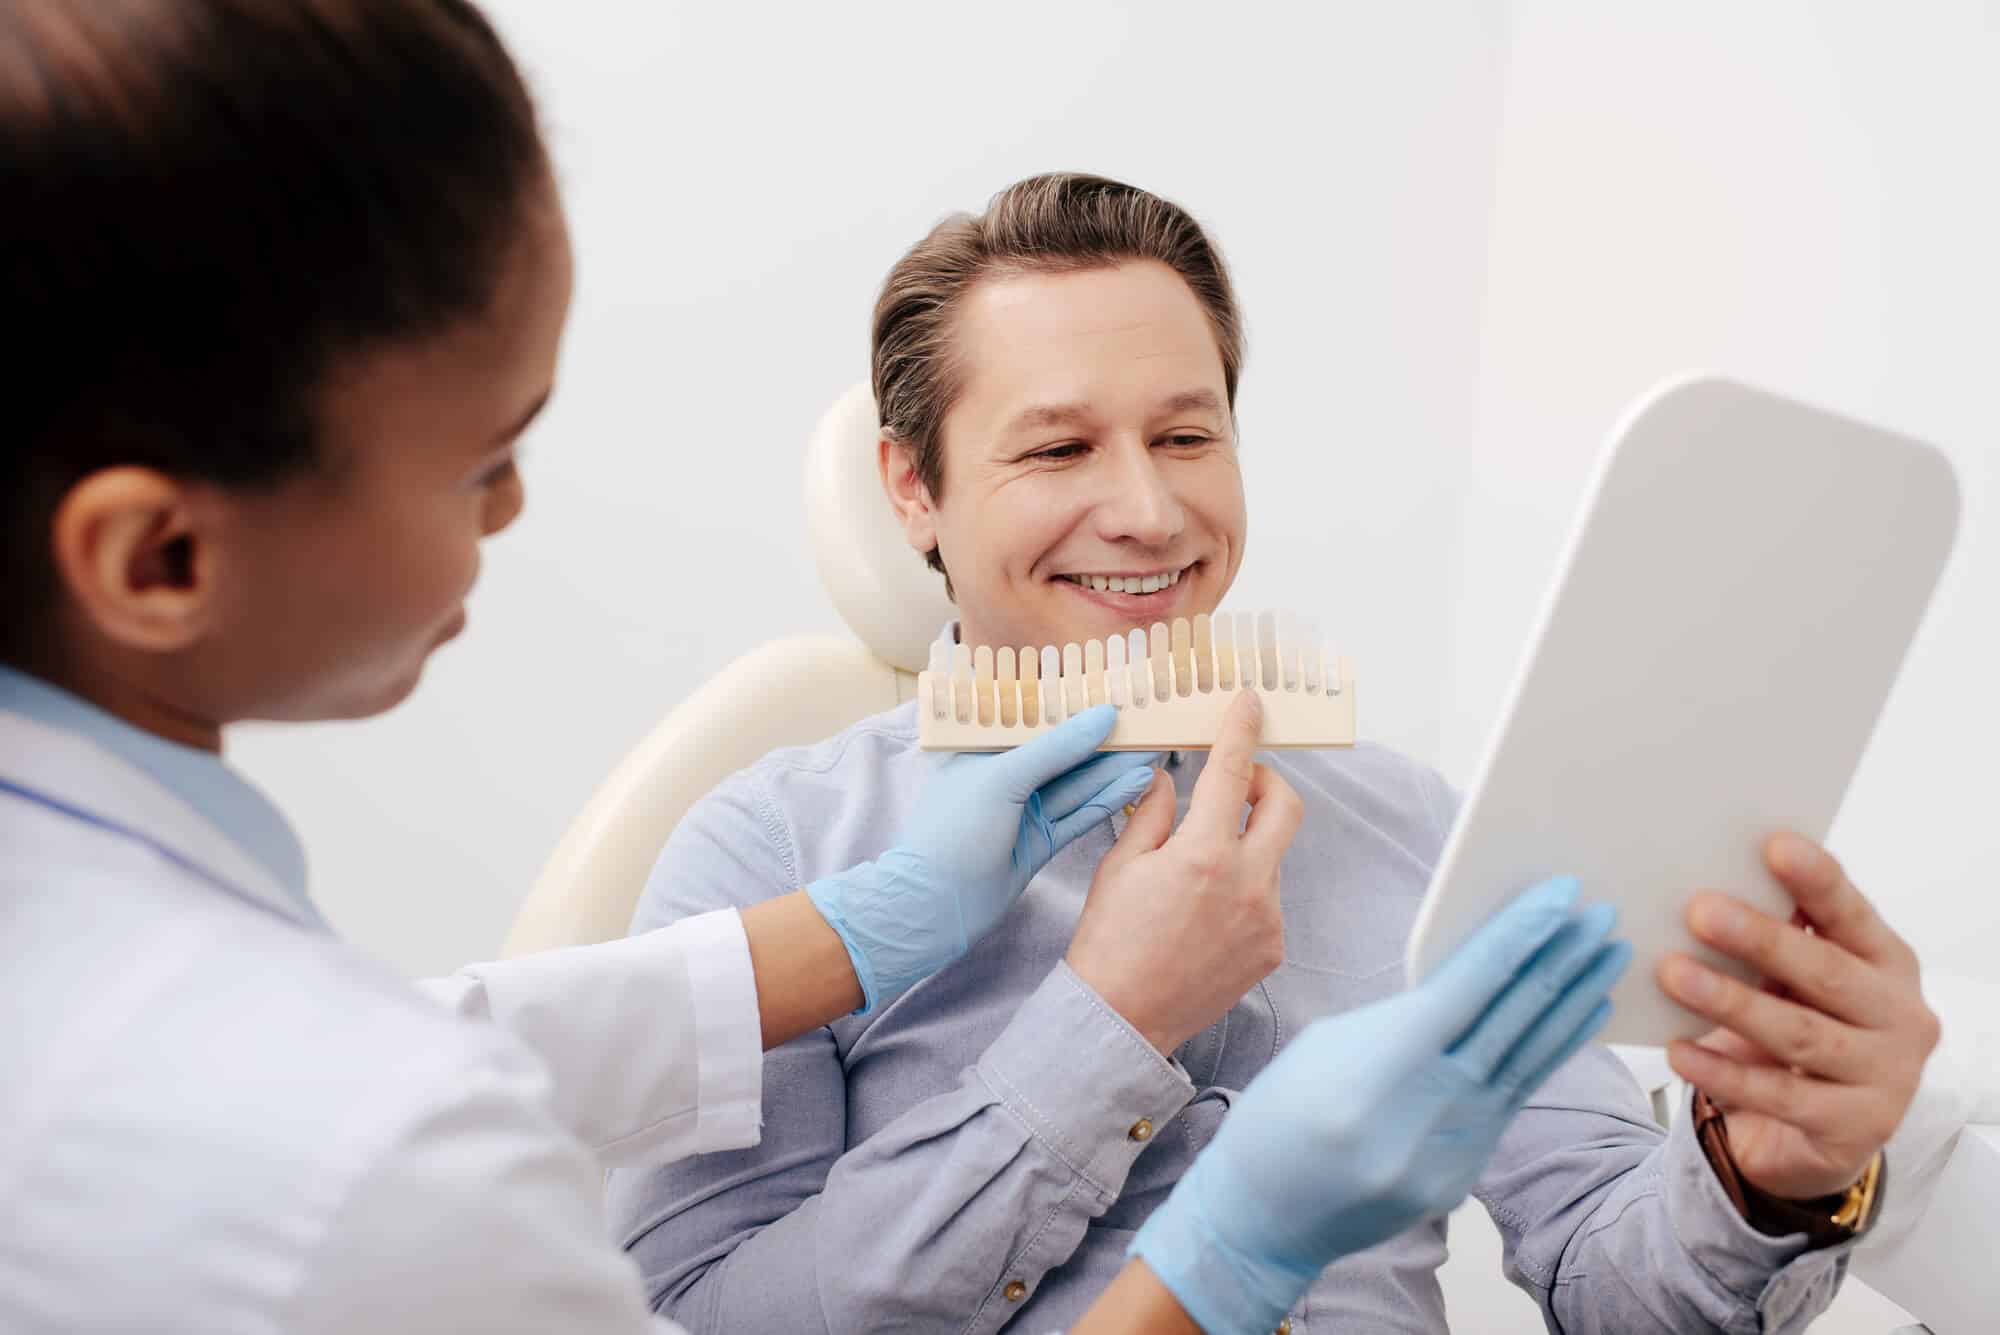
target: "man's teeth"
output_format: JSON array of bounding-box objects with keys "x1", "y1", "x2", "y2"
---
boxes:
[{"x1": 1064, "y1": 569, "x2": 1185, "y2": 594}]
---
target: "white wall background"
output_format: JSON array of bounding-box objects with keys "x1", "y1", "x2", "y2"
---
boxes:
[
  {"x1": 1442, "y1": 0, "x2": 2000, "y2": 984},
  {"x1": 218, "y1": 3, "x2": 1999, "y2": 1330}
]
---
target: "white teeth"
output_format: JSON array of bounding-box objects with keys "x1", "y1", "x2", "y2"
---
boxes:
[{"x1": 1062, "y1": 567, "x2": 1189, "y2": 594}]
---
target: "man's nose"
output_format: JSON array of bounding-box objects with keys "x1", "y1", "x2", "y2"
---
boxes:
[{"x1": 1093, "y1": 443, "x2": 1185, "y2": 547}]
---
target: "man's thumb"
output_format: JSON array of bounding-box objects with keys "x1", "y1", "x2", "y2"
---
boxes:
[{"x1": 1098, "y1": 769, "x2": 1176, "y2": 875}]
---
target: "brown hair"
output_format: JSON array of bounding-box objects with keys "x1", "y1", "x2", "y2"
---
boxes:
[
  {"x1": 1, "y1": 0, "x2": 546, "y2": 662},
  {"x1": 871, "y1": 172, "x2": 1245, "y2": 583}
]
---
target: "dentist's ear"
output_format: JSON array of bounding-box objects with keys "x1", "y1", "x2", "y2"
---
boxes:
[
  {"x1": 49, "y1": 466, "x2": 223, "y2": 654},
  {"x1": 878, "y1": 435, "x2": 939, "y2": 556}
]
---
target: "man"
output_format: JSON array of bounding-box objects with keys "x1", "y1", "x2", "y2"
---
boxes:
[{"x1": 608, "y1": 173, "x2": 1936, "y2": 1334}]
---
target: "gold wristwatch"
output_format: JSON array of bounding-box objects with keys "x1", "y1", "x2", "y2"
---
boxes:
[{"x1": 1692, "y1": 1089, "x2": 1885, "y2": 1247}]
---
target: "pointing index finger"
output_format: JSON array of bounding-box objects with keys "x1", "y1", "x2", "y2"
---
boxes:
[{"x1": 1183, "y1": 690, "x2": 1263, "y2": 842}]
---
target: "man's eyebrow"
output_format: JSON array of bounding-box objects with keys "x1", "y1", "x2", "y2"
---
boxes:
[
  {"x1": 496, "y1": 388, "x2": 552, "y2": 445},
  {"x1": 1156, "y1": 388, "x2": 1224, "y2": 417},
  {"x1": 1001, "y1": 389, "x2": 1225, "y2": 436},
  {"x1": 1003, "y1": 401, "x2": 1094, "y2": 434}
]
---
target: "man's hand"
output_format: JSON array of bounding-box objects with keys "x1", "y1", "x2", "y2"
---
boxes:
[
  {"x1": 1658, "y1": 832, "x2": 1940, "y2": 1201},
  {"x1": 1065, "y1": 690, "x2": 1303, "y2": 1054}
]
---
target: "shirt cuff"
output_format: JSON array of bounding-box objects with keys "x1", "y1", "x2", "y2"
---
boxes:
[
  {"x1": 1663, "y1": 1087, "x2": 1853, "y2": 1331},
  {"x1": 676, "y1": 907, "x2": 764, "y2": 1155},
  {"x1": 975, "y1": 961, "x2": 1196, "y2": 1201}
]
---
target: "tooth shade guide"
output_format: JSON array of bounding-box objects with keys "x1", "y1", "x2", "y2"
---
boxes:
[{"x1": 918, "y1": 612, "x2": 1357, "y2": 750}]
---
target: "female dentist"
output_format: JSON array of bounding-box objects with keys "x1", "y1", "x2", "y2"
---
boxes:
[{"x1": 0, "y1": 3, "x2": 1627, "y2": 1333}]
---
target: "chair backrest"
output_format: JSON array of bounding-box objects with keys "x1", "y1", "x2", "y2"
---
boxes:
[{"x1": 502, "y1": 383, "x2": 949, "y2": 956}]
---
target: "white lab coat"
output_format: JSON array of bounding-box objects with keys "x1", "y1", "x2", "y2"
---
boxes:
[{"x1": 0, "y1": 707, "x2": 763, "y2": 1333}]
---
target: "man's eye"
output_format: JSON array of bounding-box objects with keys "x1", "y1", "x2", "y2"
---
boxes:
[
  {"x1": 1031, "y1": 443, "x2": 1088, "y2": 462},
  {"x1": 1161, "y1": 433, "x2": 1214, "y2": 449}
]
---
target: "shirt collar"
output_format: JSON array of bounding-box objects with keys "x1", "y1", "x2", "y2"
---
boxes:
[
  {"x1": 0, "y1": 666, "x2": 310, "y2": 909},
  {"x1": 933, "y1": 620, "x2": 1188, "y2": 771}
]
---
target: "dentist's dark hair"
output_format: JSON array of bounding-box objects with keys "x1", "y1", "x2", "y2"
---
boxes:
[
  {"x1": 0, "y1": 0, "x2": 547, "y2": 663},
  {"x1": 871, "y1": 172, "x2": 1245, "y2": 590}
]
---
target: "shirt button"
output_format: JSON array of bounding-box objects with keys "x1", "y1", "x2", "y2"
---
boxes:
[
  {"x1": 1003, "y1": 1281, "x2": 1028, "y2": 1303},
  {"x1": 1275, "y1": 1320, "x2": 1293, "y2": 1335},
  {"x1": 1127, "y1": 1118, "x2": 1155, "y2": 1142}
]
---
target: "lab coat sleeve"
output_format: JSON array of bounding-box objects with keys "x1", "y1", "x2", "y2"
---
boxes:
[
  {"x1": 416, "y1": 908, "x2": 763, "y2": 1169},
  {"x1": 283, "y1": 1024, "x2": 697, "y2": 1335}
]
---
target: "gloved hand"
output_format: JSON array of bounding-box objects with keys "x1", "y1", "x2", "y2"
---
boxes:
[
  {"x1": 807, "y1": 703, "x2": 1158, "y2": 1014},
  {"x1": 1130, "y1": 876, "x2": 1632, "y2": 1335}
]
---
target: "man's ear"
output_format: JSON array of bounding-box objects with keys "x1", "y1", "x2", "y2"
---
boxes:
[
  {"x1": 878, "y1": 436, "x2": 939, "y2": 556},
  {"x1": 49, "y1": 467, "x2": 221, "y2": 654}
]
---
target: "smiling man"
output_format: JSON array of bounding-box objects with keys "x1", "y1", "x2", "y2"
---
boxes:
[{"x1": 607, "y1": 174, "x2": 1935, "y2": 1335}]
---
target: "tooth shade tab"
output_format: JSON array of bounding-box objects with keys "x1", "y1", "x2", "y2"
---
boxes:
[
  {"x1": 997, "y1": 647, "x2": 1019, "y2": 725},
  {"x1": 1171, "y1": 618, "x2": 1194, "y2": 698},
  {"x1": 1106, "y1": 635, "x2": 1129, "y2": 707},
  {"x1": 1235, "y1": 612, "x2": 1258, "y2": 691},
  {"x1": 1062, "y1": 642, "x2": 1086, "y2": 715},
  {"x1": 1018, "y1": 646, "x2": 1040, "y2": 727},
  {"x1": 1040, "y1": 646, "x2": 1062, "y2": 721},
  {"x1": 1192, "y1": 613, "x2": 1215, "y2": 692},
  {"x1": 974, "y1": 645, "x2": 995, "y2": 725}
]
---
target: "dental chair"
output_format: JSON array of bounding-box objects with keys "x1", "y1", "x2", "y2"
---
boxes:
[
  {"x1": 501, "y1": 382, "x2": 948, "y2": 955},
  {"x1": 504, "y1": 383, "x2": 1996, "y2": 1335}
]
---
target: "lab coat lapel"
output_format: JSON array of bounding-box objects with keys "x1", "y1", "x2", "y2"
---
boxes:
[{"x1": 0, "y1": 709, "x2": 317, "y2": 930}]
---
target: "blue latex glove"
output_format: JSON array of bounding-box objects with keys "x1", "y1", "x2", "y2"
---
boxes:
[
  {"x1": 1130, "y1": 876, "x2": 1632, "y2": 1335},
  {"x1": 807, "y1": 703, "x2": 1158, "y2": 1014}
]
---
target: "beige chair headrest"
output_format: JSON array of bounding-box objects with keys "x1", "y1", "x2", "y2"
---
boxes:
[{"x1": 803, "y1": 381, "x2": 955, "y2": 673}]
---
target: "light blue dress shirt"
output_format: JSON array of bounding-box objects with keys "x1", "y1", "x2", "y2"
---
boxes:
[{"x1": 608, "y1": 651, "x2": 1857, "y2": 1335}]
